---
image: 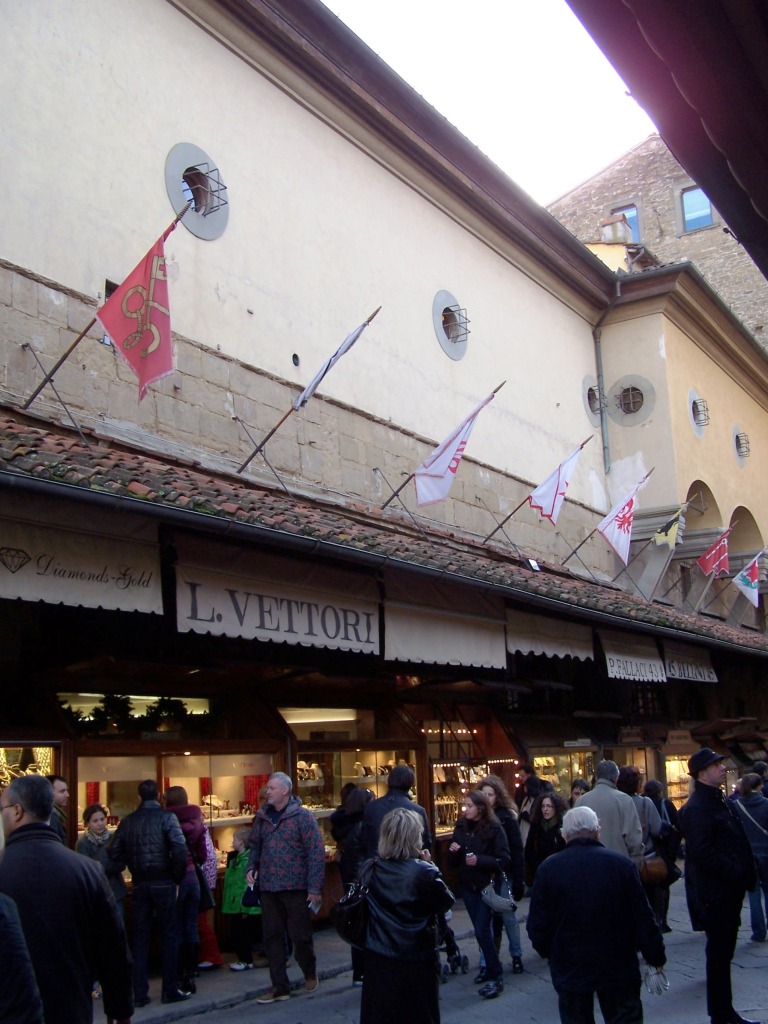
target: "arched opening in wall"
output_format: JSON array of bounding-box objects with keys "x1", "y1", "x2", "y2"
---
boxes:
[
  {"x1": 684, "y1": 480, "x2": 722, "y2": 531},
  {"x1": 729, "y1": 506, "x2": 763, "y2": 554}
]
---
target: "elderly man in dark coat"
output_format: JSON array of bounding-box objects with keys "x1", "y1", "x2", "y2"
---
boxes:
[
  {"x1": 680, "y1": 748, "x2": 758, "y2": 1024},
  {"x1": 0, "y1": 774, "x2": 133, "y2": 1024},
  {"x1": 527, "y1": 804, "x2": 665, "y2": 1024}
]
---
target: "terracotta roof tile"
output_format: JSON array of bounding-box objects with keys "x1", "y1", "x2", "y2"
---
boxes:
[{"x1": 0, "y1": 412, "x2": 765, "y2": 656}]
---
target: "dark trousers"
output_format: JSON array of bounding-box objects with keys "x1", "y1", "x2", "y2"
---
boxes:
[
  {"x1": 131, "y1": 880, "x2": 178, "y2": 999},
  {"x1": 462, "y1": 888, "x2": 502, "y2": 980},
  {"x1": 704, "y1": 897, "x2": 742, "y2": 1023},
  {"x1": 232, "y1": 913, "x2": 262, "y2": 963},
  {"x1": 260, "y1": 890, "x2": 316, "y2": 994},
  {"x1": 557, "y1": 986, "x2": 643, "y2": 1024}
]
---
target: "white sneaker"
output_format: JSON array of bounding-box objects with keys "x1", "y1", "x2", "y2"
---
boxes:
[{"x1": 229, "y1": 961, "x2": 254, "y2": 972}]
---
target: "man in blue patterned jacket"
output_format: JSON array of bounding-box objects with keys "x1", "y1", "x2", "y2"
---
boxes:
[{"x1": 246, "y1": 771, "x2": 325, "y2": 1004}]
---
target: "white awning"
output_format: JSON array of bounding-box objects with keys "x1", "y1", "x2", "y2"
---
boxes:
[
  {"x1": 0, "y1": 495, "x2": 162, "y2": 614},
  {"x1": 663, "y1": 641, "x2": 718, "y2": 683},
  {"x1": 384, "y1": 603, "x2": 507, "y2": 667},
  {"x1": 175, "y1": 538, "x2": 379, "y2": 654},
  {"x1": 599, "y1": 630, "x2": 667, "y2": 682},
  {"x1": 383, "y1": 570, "x2": 506, "y2": 668},
  {"x1": 506, "y1": 609, "x2": 594, "y2": 661}
]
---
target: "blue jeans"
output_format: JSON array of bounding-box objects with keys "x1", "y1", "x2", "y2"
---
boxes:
[
  {"x1": 131, "y1": 880, "x2": 178, "y2": 1000},
  {"x1": 748, "y1": 854, "x2": 768, "y2": 940},
  {"x1": 462, "y1": 888, "x2": 502, "y2": 980},
  {"x1": 176, "y1": 871, "x2": 201, "y2": 944},
  {"x1": 484, "y1": 877, "x2": 522, "y2": 960}
]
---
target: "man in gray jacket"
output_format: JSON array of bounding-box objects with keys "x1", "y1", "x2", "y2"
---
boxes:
[{"x1": 576, "y1": 760, "x2": 643, "y2": 865}]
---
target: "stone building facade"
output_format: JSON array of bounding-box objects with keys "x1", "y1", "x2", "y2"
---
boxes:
[{"x1": 548, "y1": 134, "x2": 768, "y2": 344}]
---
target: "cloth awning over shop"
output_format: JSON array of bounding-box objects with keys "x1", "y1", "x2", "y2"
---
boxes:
[
  {"x1": 383, "y1": 570, "x2": 506, "y2": 667},
  {"x1": 175, "y1": 537, "x2": 379, "y2": 654},
  {"x1": 0, "y1": 492, "x2": 162, "y2": 614},
  {"x1": 506, "y1": 608, "x2": 594, "y2": 661},
  {"x1": 599, "y1": 630, "x2": 667, "y2": 682},
  {"x1": 662, "y1": 641, "x2": 718, "y2": 683}
]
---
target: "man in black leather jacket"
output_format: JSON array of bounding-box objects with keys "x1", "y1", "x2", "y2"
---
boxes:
[
  {"x1": 109, "y1": 779, "x2": 188, "y2": 1006},
  {"x1": 680, "y1": 748, "x2": 758, "y2": 1024}
]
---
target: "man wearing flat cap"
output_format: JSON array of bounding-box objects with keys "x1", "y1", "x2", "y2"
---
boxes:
[{"x1": 680, "y1": 748, "x2": 758, "y2": 1024}]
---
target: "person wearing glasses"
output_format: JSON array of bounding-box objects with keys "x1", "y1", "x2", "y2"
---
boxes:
[{"x1": 0, "y1": 775, "x2": 133, "y2": 1024}]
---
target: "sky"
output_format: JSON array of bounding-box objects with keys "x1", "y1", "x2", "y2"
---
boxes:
[{"x1": 327, "y1": 0, "x2": 657, "y2": 206}]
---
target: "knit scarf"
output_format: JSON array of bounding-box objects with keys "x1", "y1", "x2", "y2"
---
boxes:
[{"x1": 86, "y1": 828, "x2": 112, "y2": 847}]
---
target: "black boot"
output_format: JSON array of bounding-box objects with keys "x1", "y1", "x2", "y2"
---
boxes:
[{"x1": 179, "y1": 944, "x2": 196, "y2": 995}]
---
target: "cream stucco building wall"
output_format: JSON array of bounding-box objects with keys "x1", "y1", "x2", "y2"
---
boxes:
[{"x1": 0, "y1": 0, "x2": 608, "y2": 517}]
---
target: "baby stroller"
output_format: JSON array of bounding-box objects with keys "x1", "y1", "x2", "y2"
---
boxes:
[{"x1": 437, "y1": 913, "x2": 468, "y2": 983}]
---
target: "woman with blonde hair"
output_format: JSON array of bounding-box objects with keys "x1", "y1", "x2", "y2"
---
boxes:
[{"x1": 361, "y1": 807, "x2": 454, "y2": 1024}]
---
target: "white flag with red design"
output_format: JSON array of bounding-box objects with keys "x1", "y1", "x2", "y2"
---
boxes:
[
  {"x1": 413, "y1": 392, "x2": 496, "y2": 506},
  {"x1": 527, "y1": 443, "x2": 586, "y2": 526},
  {"x1": 96, "y1": 217, "x2": 182, "y2": 401},
  {"x1": 732, "y1": 549, "x2": 765, "y2": 607},
  {"x1": 697, "y1": 528, "x2": 731, "y2": 577},
  {"x1": 596, "y1": 483, "x2": 645, "y2": 564}
]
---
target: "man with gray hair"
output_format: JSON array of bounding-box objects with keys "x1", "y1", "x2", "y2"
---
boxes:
[
  {"x1": 576, "y1": 760, "x2": 643, "y2": 865},
  {"x1": 246, "y1": 771, "x2": 325, "y2": 1004},
  {"x1": 527, "y1": 805, "x2": 665, "y2": 1024}
]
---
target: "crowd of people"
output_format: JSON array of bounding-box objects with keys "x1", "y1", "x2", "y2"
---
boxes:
[{"x1": 1, "y1": 752, "x2": 767, "y2": 1024}]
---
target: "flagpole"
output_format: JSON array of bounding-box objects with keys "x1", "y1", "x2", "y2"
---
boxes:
[
  {"x1": 562, "y1": 527, "x2": 597, "y2": 566},
  {"x1": 23, "y1": 202, "x2": 192, "y2": 411},
  {"x1": 237, "y1": 306, "x2": 381, "y2": 476},
  {"x1": 482, "y1": 434, "x2": 592, "y2": 544},
  {"x1": 381, "y1": 380, "x2": 506, "y2": 510}
]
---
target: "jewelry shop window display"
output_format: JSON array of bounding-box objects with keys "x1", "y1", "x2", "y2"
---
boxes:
[
  {"x1": 162, "y1": 752, "x2": 275, "y2": 864},
  {"x1": 299, "y1": 748, "x2": 420, "y2": 855}
]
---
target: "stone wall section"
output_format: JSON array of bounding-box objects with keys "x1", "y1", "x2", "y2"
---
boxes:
[
  {"x1": 0, "y1": 261, "x2": 614, "y2": 575},
  {"x1": 548, "y1": 135, "x2": 768, "y2": 344}
]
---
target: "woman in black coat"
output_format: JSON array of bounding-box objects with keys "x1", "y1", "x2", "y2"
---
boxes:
[
  {"x1": 524, "y1": 791, "x2": 567, "y2": 886},
  {"x1": 361, "y1": 807, "x2": 454, "y2": 1024},
  {"x1": 448, "y1": 790, "x2": 511, "y2": 1000},
  {"x1": 330, "y1": 784, "x2": 373, "y2": 985},
  {"x1": 644, "y1": 779, "x2": 681, "y2": 932}
]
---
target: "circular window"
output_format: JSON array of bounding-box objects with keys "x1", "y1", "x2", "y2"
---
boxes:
[
  {"x1": 606, "y1": 375, "x2": 655, "y2": 426},
  {"x1": 165, "y1": 143, "x2": 229, "y2": 241},
  {"x1": 432, "y1": 290, "x2": 468, "y2": 360},
  {"x1": 733, "y1": 425, "x2": 750, "y2": 465},
  {"x1": 582, "y1": 377, "x2": 601, "y2": 427},
  {"x1": 617, "y1": 386, "x2": 644, "y2": 414},
  {"x1": 688, "y1": 388, "x2": 709, "y2": 437}
]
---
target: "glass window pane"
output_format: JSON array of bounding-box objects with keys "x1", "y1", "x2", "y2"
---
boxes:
[
  {"x1": 612, "y1": 204, "x2": 639, "y2": 242},
  {"x1": 682, "y1": 187, "x2": 713, "y2": 231}
]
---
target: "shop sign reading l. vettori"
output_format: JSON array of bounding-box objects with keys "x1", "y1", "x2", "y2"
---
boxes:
[{"x1": 176, "y1": 561, "x2": 379, "y2": 654}]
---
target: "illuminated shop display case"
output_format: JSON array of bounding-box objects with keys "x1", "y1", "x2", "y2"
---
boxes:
[
  {"x1": 432, "y1": 757, "x2": 520, "y2": 836},
  {"x1": 297, "y1": 744, "x2": 419, "y2": 855},
  {"x1": 76, "y1": 748, "x2": 277, "y2": 863}
]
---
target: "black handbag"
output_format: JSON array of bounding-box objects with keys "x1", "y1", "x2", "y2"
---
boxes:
[
  {"x1": 331, "y1": 859, "x2": 374, "y2": 946},
  {"x1": 241, "y1": 882, "x2": 261, "y2": 909},
  {"x1": 194, "y1": 862, "x2": 215, "y2": 912}
]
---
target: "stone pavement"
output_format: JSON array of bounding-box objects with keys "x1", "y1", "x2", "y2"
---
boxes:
[{"x1": 129, "y1": 881, "x2": 768, "y2": 1024}]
